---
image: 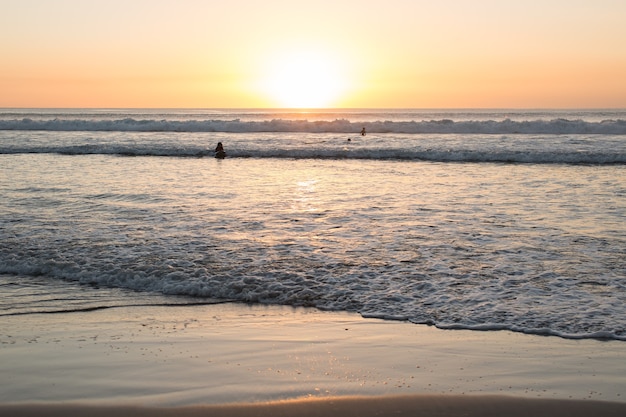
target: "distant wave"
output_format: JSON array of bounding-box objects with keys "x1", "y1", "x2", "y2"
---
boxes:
[{"x1": 2, "y1": 117, "x2": 626, "y2": 134}]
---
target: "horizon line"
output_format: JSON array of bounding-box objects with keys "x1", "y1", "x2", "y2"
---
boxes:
[{"x1": 2, "y1": 106, "x2": 626, "y2": 111}]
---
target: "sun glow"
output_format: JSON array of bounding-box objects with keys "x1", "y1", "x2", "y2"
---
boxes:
[{"x1": 261, "y1": 49, "x2": 348, "y2": 108}]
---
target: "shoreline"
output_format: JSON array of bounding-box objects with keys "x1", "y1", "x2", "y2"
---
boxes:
[
  {"x1": 3, "y1": 395, "x2": 626, "y2": 417},
  {"x1": 1, "y1": 302, "x2": 624, "y2": 408}
]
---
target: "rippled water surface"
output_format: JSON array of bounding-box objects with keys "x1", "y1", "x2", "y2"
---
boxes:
[{"x1": 2, "y1": 150, "x2": 624, "y2": 339}]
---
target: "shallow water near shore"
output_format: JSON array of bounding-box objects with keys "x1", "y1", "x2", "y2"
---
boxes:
[{"x1": 1, "y1": 109, "x2": 625, "y2": 340}]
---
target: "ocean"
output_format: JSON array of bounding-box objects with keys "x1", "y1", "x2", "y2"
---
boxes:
[{"x1": 1, "y1": 108, "x2": 625, "y2": 340}]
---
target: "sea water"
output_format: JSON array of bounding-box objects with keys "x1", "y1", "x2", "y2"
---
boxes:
[{"x1": 1, "y1": 109, "x2": 625, "y2": 340}]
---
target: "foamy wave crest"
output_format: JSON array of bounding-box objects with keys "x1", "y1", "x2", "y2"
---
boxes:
[
  {"x1": 2, "y1": 117, "x2": 626, "y2": 134},
  {"x1": 0, "y1": 146, "x2": 626, "y2": 165},
  {"x1": 2, "y1": 257, "x2": 624, "y2": 341},
  {"x1": 1, "y1": 144, "x2": 624, "y2": 164}
]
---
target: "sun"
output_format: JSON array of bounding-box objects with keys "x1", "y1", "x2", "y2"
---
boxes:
[{"x1": 261, "y1": 50, "x2": 347, "y2": 108}]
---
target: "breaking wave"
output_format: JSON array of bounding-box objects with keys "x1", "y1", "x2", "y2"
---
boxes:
[{"x1": 2, "y1": 117, "x2": 626, "y2": 135}]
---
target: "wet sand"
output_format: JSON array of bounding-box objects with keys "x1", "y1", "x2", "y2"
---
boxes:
[
  {"x1": 1, "y1": 302, "x2": 624, "y2": 414},
  {"x1": 2, "y1": 395, "x2": 626, "y2": 417}
]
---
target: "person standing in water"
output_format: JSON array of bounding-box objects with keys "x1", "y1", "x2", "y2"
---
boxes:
[
  {"x1": 214, "y1": 142, "x2": 226, "y2": 159},
  {"x1": 361, "y1": 127, "x2": 366, "y2": 136}
]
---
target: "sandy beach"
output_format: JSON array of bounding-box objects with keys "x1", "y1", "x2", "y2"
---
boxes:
[{"x1": 1, "y1": 302, "x2": 625, "y2": 415}]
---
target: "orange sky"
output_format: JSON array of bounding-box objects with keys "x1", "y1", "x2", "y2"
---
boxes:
[{"x1": 1, "y1": 0, "x2": 625, "y2": 108}]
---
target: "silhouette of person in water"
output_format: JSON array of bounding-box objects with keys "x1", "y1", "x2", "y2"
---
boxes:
[
  {"x1": 214, "y1": 142, "x2": 226, "y2": 159},
  {"x1": 360, "y1": 127, "x2": 366, "y2": 136}
]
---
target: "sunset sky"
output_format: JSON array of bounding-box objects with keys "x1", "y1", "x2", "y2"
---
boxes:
[{"x1": 2, "y1": 0, "x2": 625, "y2": 108}]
